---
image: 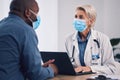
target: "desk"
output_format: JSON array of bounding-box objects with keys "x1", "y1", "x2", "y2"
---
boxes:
[{"x1": 49, "y1": 74, "x2": 96, "y2": 80}]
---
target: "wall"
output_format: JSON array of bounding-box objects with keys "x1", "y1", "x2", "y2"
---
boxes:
[
  {"x1": 58, "y1": 0, "x2": 104, "y2": 51},
  {"x1": 0, "y1": 0, "x2": 59, "y2": 51},
  {"x1": 0, "y1": 0, "x2": 10, "y2": 20},
  {"x1": 0, "y1": 0, "x2": 120, "y2": 52},
  {"x1": 58, "y1": 0, "x2": 120, "y2": 51},
  {"x1": 36, "y1": 0, "x2": 58, "y2": 51},
  {"x1": 104, "y1": 0, "x2": 120, "y2": 38}
]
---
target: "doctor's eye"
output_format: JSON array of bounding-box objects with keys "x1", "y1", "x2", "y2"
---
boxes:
[
  {"x1": 79, "y1": 15, "x2": 83, "y2": 19},
  {"x1": 75, "y1": 15, "x2": 83, "y2": 19},
  {"x1": 75, "y1": 15, "x2": 77, "y2": 18}
]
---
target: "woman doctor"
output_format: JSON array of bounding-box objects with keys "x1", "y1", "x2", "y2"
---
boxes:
[{"x1": 65, "y1": 4, "x2": 118, "y2": 75}]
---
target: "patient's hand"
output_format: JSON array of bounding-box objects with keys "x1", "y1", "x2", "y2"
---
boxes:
[
  {"x1": 42, "y1": 59, "x2": 58, "y2": 76},
  {"x1": 42, "y1": 59, "x2": 55, "y2": 67},
  {"x1": 49, "y1": 64, "x2": 58, "y2": 76},
  {"x1": 75, "y1": 66, "x2": 92, "y2": 73}
]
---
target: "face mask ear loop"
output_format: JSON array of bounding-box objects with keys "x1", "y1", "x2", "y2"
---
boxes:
[
  {"x1": 29, "y1": 9, "x2": 37, "y2": 16},
  {"x1": 28, "y1": 16, "x2": 33, "y2": 23}
]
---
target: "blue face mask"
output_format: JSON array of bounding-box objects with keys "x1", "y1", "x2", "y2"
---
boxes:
[
  {"x1": 29, "y1": 9, "x2": 41, "y2": 30},
  {"x1": 33, "y1": 16, "x2": 41, "y2": 30},
  {"x1": 73, "y1": 19, "x2": 87, "y2": 32}
]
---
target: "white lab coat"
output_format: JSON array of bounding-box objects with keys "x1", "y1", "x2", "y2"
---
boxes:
[{"x1": 65, "y1": 29, "x2": 120, "y2": 75}]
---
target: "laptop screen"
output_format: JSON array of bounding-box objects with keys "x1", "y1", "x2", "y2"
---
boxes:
[{"x1": 40, "y1": 51, "x2": 76, "y2": 75}]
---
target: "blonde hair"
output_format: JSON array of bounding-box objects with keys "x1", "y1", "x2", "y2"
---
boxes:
[{"x1": 76, "y1": 4, "x2": 97, "y2": 27}]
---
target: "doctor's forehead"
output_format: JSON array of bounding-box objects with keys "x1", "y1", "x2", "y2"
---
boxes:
[{"x1": 75, "y1": 10, "x2": 87, "y2": 19}]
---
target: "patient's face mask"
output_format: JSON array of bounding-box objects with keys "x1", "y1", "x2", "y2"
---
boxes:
[
  {"x1": 73, "y1": 19, "x2": 87, "y2": 32},
  {"x1": 29, "y1": 9, "x2": 41, "y2": 30}
]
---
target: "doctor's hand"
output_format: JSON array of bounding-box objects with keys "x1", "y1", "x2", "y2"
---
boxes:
[
  {"x1": 75, "y1": 66, "x2": 92, "y2": 73},
  {"x1": 81, "y1": 66, "x2": 92, "y2": 72},
  {"x1": 75, "y1": 66, "x2": 83, "y2": 73},
  {"x1": 42, "y1": 59, "x2": 55, "y2": 67}
]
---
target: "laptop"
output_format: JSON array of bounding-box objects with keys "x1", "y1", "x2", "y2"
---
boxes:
[{"x1": 40, "y1": 51, "x2": 95, "y2": 75}]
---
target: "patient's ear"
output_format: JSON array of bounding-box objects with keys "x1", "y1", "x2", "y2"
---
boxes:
[{"x1": 25, "y1": 9, "x2": 31, "y2": 18}]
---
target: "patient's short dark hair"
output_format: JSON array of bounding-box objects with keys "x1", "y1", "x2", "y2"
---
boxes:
[{"x1": 10, "y1": 0, "x2": 35, "y2": 13}]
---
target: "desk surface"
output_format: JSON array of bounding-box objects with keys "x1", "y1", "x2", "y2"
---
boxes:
[{"x1": 49, "y1": 74, "x2": 96, "y2": 80}]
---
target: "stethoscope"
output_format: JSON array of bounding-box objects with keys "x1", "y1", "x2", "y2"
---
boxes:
[
  {"x1": 90, "y1": 39, "x2": 101, "y2": 65},
  {"x1": 70, "y1": 39, "x2": 100, "y2": 63}
]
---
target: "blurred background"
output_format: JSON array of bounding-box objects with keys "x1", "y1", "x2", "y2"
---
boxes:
[{"x1": 0, "y1": 0, "x2": 120, "y2": 53}]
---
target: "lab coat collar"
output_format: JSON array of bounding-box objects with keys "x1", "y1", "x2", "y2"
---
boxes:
[
  {"x1": 91, "y1": 29, "x2": 98, "y2": 40},
  {"x1": 72, "y1": 29, "x2": 96, "y2": 41},
  {"x1": 72, "y1": 29, "x2": 98, "y2": 46},
  {"x1": 72, "y1": 31, "x2": 78, "y2": 41}
]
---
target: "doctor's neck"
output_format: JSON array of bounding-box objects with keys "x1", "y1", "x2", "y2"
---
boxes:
[{"x1": 79, "y1": 28, "x2": 90, "y2": 41}]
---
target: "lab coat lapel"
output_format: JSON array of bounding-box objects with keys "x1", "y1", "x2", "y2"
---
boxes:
[
  {"x1": 72, "y1": 31, "x2": 81, "y2": 66},
  {"x1": 84, "y1": 29, "x2": 97, "y2": 65}
]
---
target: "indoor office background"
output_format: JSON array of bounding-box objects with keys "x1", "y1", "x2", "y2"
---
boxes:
[{"x1": 0, "y1": 0, "x2": 120, "y2": 52}]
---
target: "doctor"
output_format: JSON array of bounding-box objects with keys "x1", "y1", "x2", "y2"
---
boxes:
[{"x1": 65, "y1": 4, "x2": 118, "y2": 74}]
